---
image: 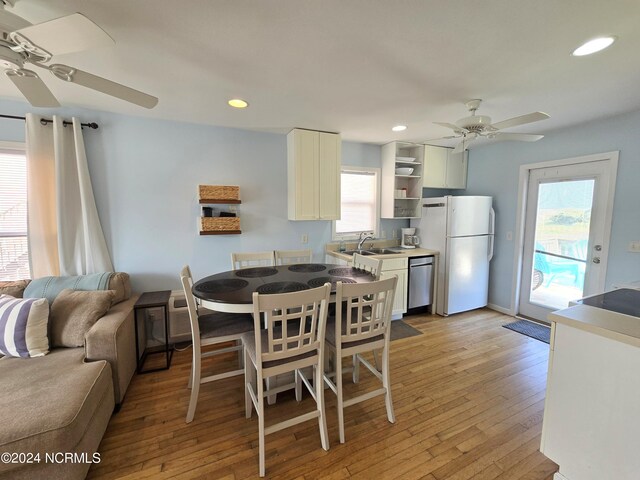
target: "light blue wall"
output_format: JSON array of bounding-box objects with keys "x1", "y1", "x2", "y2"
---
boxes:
[
  {"x1": 0, "y1": 98, "x2": 405, "y2": 291},
  {"x1": 466, "y1": 109, "x2": 640, "y2": 310}
]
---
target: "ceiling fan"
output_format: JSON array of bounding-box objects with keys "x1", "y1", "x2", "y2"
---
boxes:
[
  {"x1": 434, "y1": 99, "x2": 549, "y2": 153},
  {"x1": 0, "y1": 0, "x2": 157, "y2": 108}
]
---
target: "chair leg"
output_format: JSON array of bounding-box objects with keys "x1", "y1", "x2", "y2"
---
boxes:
[
  {"x1": 295, "y1": 369, "x2": 302, "y2": 402},
  {"x1": 238, "y1": 339, "x2": 244, "y2": 368},
  {"x1": 266, "y1": 376, "x2": 277, "y2": 405},
  {"x1": 352, "y1": 353, "x2": 359, "y2": 383},
  {"x1": 186, "y1": 348, "x2": 201, "y2": 423},
  {"x1": 244, "y1": 348, "x2": 253, "y2": 419},
  {"x1": 257, "y1": 375, "x2": 266, "y2": 477},
  {"x1": 315, "y1": 362, "x2": 329, "y2": 451},
  {"x1": 373, "y1": 349, "x2": 381, "y2": 371},
  {"x1": 382, "y1": 345, "x2": 395, "y2": 424},
  {"x1": 336, "y1": 354, "x2": 346, "y2": 444}
]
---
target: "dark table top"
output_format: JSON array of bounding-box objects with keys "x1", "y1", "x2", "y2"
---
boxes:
[
  {"x1": 192, "y1": 263, "x2": 376, "y2": 305},
  {"x1": 135, "y1": 290, "x2": 172, "y2": 308}
]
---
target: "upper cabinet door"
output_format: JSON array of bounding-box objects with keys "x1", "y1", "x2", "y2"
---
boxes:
[
  {"x1": 423, "y1": 145, "x2": 468, "y2": 189},
  {"x1": 423, "y1": 145, "x2": 448, "y2": 188},
  {"x1": 287, "y1": 129, "x2": 341, "y2": 220},
  {"x1": 446, "y1": 150, "x2": 468, "y2": 189},
  {"x1": 318, "y1": 132, "x2": 341, "y2": 220}
]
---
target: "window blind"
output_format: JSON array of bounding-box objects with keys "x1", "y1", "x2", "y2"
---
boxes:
[
  {"x1": 335, "y1": 170, "x2": 377, "y2": 235},
  {"x1": 0, "y1": 150, "x2": 30, "y2": 281}
]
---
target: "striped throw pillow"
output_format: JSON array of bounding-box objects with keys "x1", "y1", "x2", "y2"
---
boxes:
[{"x1": 0, "y1": 294, "x2": 50, "y2": 358}]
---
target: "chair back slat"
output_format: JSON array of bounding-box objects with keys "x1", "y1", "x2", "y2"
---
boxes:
[
  {"x1": 252, "y1": 284, "x2": 331, "y2": 365},
  {"x1": 274, "y1": 249, "x2": 313, "y2": 265},
  {"x1": 231, "y1": 251, "x2": 275, "y2": 270},
  {"x1": 336, "y1": 276, "x2": 397, "y2": 344}
]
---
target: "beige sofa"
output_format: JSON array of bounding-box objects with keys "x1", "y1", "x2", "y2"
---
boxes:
[{"x1": 0, "y1": 277, "x2": 138, "y2": 480}]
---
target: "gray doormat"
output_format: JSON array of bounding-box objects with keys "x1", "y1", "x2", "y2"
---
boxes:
[
  {"x1": 390, "y1": 320, "x2": 422, "y2": 341},
  {"x1": 503, "y1": 319, "x2": 550, "y2": 344}
]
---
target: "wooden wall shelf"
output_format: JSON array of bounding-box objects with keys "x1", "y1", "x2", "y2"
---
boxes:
[
  {"x1": 199, "y1": 199, "x2": 242, "y2": 204},
  {"x1": 199, "y1": 230, "x2": 242, "y2": 235}
]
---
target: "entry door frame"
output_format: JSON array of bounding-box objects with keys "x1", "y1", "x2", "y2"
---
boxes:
[{"x1": 510, "y1": 151, "x2": 618, "y2": 317}]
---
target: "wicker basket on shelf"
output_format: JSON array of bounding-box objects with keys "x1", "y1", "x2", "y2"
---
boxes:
[
  {"x1": 200, "y1": 216, "x2": 240, "y2": 232},
  {"x1": 198, "y1": 185, "x2": 240, "y2": 201}
]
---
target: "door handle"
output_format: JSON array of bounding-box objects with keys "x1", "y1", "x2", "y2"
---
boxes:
[{"x1": 592, "y1": 257, "x2": 601, "y2": 264}]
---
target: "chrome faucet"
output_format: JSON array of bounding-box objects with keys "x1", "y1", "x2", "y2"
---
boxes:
[{"x1": 357, "y1": 232, "x2": 375, "y2": 251}]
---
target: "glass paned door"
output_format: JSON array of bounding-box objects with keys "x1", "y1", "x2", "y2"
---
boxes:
[
  {"x1": 528, "y1": 180, "x2": 593, "y2": 310},
  {"x1": 518, "y1": 159, "x2": 615, "y2": 322}
]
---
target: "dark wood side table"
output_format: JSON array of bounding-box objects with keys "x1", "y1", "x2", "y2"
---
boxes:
[{"x1": 134, "y1": 290, "x2": 173, "y2": 374}]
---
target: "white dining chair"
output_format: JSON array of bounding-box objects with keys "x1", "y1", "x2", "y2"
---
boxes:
[
  {"x1": 274, "y1": 248, "x2": 313, "y2": 265},
  {"x1": 352, "y1": 252, "x2": 382, "y2": 279},
  {"x1": 242, "y1": 283, "x2": 331, "y2": 477},
  {"x1": 180, "y1": 266, "x2": 254, "y2": 423},
  {"x1": 231, "y1": 251, "x2": 275, "y2": 270},
  {"x1": 322, "y1": 276, "x2": 397, "y2": 443}
]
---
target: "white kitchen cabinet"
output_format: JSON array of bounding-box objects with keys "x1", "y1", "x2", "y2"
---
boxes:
[
  {"x1": 381, "y1": 141, "x2": 424, "y2": 219},
  {"x1": 287, "y1": 128, "x2": 341, "y2": 220},
  {"x1": 541, "y1": 307, "x2": 640, "y2": 480},
  {"x1": 423, "y1": 145, "x2": 467, "y2": 189},
  {"x1": 379, "y1": 257, "x2": 408, "y2": 316}
]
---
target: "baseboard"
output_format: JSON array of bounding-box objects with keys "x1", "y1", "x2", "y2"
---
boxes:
[{"x1": 487, "y1": 303, "x2": 514, "y2": 316}]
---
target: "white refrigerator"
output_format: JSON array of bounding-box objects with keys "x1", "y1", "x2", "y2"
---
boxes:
[{"x1": 411, "y1": 196, "x2": 494, "y2": 316}]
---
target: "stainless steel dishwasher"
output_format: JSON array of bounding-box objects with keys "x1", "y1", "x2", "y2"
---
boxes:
[{"x1": 407, "y1": 256, "x2": 433, "y2": 312}]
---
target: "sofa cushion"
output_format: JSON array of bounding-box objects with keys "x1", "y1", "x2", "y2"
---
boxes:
[
  {"x1": 0, "y1": 348, "x2": 112, "y2": 465},
  {"x1": 108, "y1": 272, "x2": 132, "y2": 304},
  {"x1": 0, "y1": 295, "x2": 49, "y2": 358},
  {"x1": 0, "y1": 279, "x2": 31, "y2": 298},
  {"x1": 50, "y1": 289, "x2": 115, "y2": 348}
]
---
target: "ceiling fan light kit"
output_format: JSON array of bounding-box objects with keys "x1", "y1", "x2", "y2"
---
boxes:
[
  {"x1": 434, "y1": 99, "x2": 549, "y2": 152},
  {"x1": 0, "y1": 1, "x2": 158, "y2": 109}
]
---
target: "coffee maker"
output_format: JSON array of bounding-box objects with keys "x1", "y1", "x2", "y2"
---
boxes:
[{"x1": 401, "y1": 227, "x2": 420, "y2": 249}]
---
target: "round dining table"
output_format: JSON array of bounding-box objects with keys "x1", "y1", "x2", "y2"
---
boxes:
[{"x1": 192, "y1": 263, "x2": 377, "y2": 313}]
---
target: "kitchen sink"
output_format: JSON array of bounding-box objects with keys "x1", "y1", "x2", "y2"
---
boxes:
[
  {"x1": 342, "y1": 249, "x2": 376, "y2": 256},
  {"x1": 341, "y1": 248, "x2": 400, "y2": 256}
]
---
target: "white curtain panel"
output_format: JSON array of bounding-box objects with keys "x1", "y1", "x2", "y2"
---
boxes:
[{"x1": 25, "y1": 114, "x2": 113, "y2": 277}]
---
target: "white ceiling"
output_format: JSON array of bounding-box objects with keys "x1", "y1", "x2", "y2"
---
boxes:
[{"x1": 2, "y1": 0, "x2": 640, "y2": 146}]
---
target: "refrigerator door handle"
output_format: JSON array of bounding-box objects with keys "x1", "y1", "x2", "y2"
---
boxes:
[{"x1": 488, "y1": 208, "x2": 495, "y2": 261}]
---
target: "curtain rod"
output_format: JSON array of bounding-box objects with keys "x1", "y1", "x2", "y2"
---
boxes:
[{"x1": 0, "y1": 114, "x2": 99, "y2": 130}]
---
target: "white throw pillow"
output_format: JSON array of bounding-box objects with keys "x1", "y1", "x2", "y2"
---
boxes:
[{"x1": 0, "y1": 294, "x2": 50, "y2": 358}]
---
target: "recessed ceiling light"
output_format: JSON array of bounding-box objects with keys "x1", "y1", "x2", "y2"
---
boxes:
[
  {"x1": 572, "y1": 36, "x2": 616, "y2": 56},
  {"x1": 228, "y1": 98, "x2": 249, "y2": 108},
  {"x1": 392, "y1": 125, "x2": 407, "y2": 132}
]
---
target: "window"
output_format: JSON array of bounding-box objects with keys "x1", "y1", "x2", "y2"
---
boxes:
[
  {"x1": 0, "y1": 143, "x2": 29, "y2": 281},
  {"x1": 333, "y1": 166, "x2": 380, "y2": 240}
]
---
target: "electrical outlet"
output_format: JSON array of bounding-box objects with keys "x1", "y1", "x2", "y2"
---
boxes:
[
  {"x1": 392, "y1": 229, "x2": 397, "y2": 239},
  {"x1": 381, "y1": 230, "x2": 386, "y2": 239},
  {"x1": 506, "y1": 231, "x2": 513, "y2": 241},
  {"x1": 301, "y1": 233, "x2": 308, "y2": 244},
  {"x1": 629, "y1": 241, "x2": 640, "y2": 252}
]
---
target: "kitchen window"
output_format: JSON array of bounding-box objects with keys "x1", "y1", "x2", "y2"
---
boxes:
[
  {"x1": 333, "y1": 166, "x2": 380, "y2": 240},
  {"x1": 0, "y1": 143, "x2": 30, "y2": 281}
]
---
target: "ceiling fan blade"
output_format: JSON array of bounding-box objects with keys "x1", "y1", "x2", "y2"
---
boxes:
[
  {"x1": 434, "y1": 122, "x2": 467, "y2": 133},
  {"x1": 10, "y1": 13, "x2": 114, "y2": 57},
  {"x1": 48, "y1": 64, "x2": 158, "y2": 109},
  {"x1": 493, "y1": 132, "x2": 544, "y2": 142},
  {"x1": 5, "y1": 69, "x2": 59, "y2": 107},
  {"x1": 491, "y1": 112, "x2": 550, "y2": 130}
]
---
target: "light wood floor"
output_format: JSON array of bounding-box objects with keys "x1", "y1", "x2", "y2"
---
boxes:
[{"x1": 88, "y1": 309, "x2": 558, "y2": 479}]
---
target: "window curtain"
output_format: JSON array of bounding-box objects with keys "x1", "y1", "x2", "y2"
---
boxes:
[{"x1": 25, "y1": 113, "x2": 113, "y2": 277}]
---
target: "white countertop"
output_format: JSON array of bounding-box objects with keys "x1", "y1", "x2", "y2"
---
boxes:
[
  {"x1": 549, "y1": 304, "x2": 640, "y2": 348},
  {"x1": 326, "y1": 247, "x2": 439, "y2": 262}
]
